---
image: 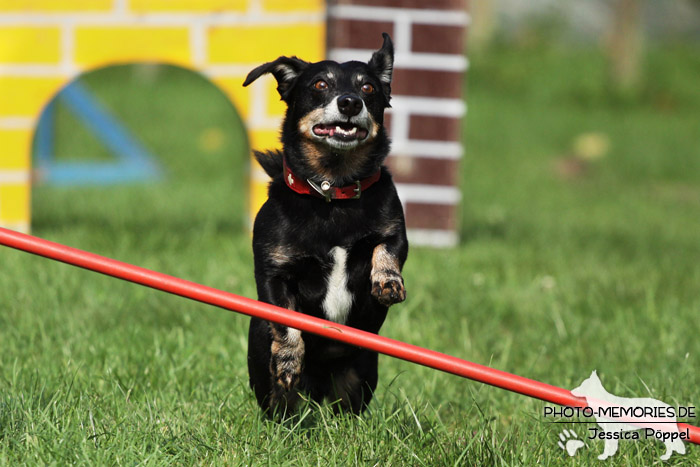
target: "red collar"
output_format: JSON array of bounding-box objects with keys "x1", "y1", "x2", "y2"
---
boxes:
[{"x1": 283, "y1": 159, "x2": 381, "y2": 202}]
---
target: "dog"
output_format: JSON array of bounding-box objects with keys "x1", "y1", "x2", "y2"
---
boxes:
[
  {"x1": 242, "y1": 33, "x2": 408, "y2": 417},
  {"x1": 571, "y1": 370, "x2": 686, "y2": 460}
]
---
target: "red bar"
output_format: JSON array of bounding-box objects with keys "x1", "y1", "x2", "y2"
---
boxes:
[{"x1": 1, "y1": 226, "x2": 698, "y2": 445}]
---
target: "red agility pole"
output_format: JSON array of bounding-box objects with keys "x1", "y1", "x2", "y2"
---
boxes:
[{"x1": 1, "y1": 226, "x2": 698, "y2": 446}]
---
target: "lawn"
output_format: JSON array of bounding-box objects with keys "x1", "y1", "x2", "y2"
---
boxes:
[{"x1": 1, "y1": 41, "x2": 699, "y2": 465}]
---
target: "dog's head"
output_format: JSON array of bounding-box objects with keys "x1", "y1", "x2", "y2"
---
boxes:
[
  {"x1": 243, "y1": 33, "x2": 394, "y2": 183},
  {"x1": 571, "y1": 370, "x2": 604, "y2": 398}
]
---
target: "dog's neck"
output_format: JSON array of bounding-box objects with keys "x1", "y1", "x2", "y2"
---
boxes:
[{"x1": 282, "y1": 157, "x2": 381, "y2": 202}]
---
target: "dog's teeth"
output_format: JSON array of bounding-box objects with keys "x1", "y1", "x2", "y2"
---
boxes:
[{"x1": 348, "y1": 127, "x2": 357, "y2": 135}]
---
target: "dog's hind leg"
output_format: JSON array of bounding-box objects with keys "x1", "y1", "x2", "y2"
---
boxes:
[
  {"x1": 597, "y1": 437, "x2": 619, "y2": 460},
  {"x1": 660, "y1": 438, "x2": 686, "y2": 460},
  {"x1": 330, "y1": 350, "x2": 379, "y2": 415}
]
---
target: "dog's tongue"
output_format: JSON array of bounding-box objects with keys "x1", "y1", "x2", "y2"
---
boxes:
[{"x1": 329, "y1": 127, "x2": 335, "y2": 137}]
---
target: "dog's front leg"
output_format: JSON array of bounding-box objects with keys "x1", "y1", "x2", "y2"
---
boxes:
[
  {"x1": 370, "y1": 238, "x2": 407, "y2": 306},
  {"x1": 258, "y1": 277, "x2": 305, "y2": 410}
]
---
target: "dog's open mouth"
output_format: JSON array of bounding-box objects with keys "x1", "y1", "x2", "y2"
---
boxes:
[{"x1": 312, "y1": 123, "x2": 369, "y2": 142}]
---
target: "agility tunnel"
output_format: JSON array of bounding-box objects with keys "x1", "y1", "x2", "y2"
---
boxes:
[{"x1": 1, "y1": 226, "x2": 698, "y2": 447}]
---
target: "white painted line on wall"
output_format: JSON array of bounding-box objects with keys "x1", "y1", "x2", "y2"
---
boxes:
[
  {"x1": 390, "y1": 96, "x2": 466, "y2": 117},
  {"x1": 0, "y1": 221, "x2": 30, "y2": 234},
  {"x1": 387, "y1": 109, "x2": 409, "y2": 142},
  {"x1": 0, "y1": 170, "x2": 30, "y2": 184},
  {"x1": 245, "y1": 117, "x2": 283, "y2": 131},
  {"x1": 0, "y1": 64, "x2": 77, "y2": 77},
  {"x1": 114, "y1": 0, "x2": 128, "y2": 15},
  {"x1": 190, "y1": 22, "x2": 207, "y2": 67},
  {"x1": 391, "y1": 140, "x2": 463, "y2": 159},
  {"x1": 394, "y1": 12, "x2": 412, "y2": 56},
  {"x1": 0, "y1": 13, "x2": 325, "y2": 26},
  {"x1": 60, "y1": 23, "x2": 76, "y2": 76},
  {"x1": 406, "y1": 228, "x2": 459, "y2": 247},
  {"x1": 0, "y1": 117, "x2": 35, "y2": 129},
  {"x1": 329, "y1": 5, "x2": 470, "y2": 26},
  {"x1": 328, "y1": 49, "x2": 468, "y2": 72},
  {"x1": 395, "y1": 183, "x2": 461, "y2": 204},
  {"x1": 203, "y1": 64, "x2": 264, "y2": 77}
]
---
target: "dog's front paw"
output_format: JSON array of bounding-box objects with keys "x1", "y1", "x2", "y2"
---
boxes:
[
  {"x1": 371, "y1": 272, "x2": 406, "y2": 306},
  {"x1": 270, "y1": 343, "x2": 304, "y2": 391}
]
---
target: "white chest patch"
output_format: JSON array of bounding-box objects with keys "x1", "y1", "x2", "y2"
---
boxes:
[{"x1": 322, "y1": 247, "x2": 353, "y2": 324}]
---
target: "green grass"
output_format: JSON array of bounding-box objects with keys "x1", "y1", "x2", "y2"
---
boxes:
[{"x1": 1, "y1": 41, "x2": 700, "y2": 464}]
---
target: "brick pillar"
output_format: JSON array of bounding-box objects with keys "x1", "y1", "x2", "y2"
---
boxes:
[{"x1": 327, "y1": 0, "x2": 467, "y2": 247}]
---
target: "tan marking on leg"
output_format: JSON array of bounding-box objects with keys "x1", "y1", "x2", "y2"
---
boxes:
[
  {"x1": 370, "y1": 244, "x2": 406, "y2": 306},
  {"x1": 268, "y1": 244, "x2": 297, "y2": 267}
]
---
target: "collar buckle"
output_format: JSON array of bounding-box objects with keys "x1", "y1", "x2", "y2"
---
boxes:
[
  {"x1": 352, "y1": 180, "x2": 362, "y2": 199},
  {"x1": 307, "y1": 179, "x2": 333, "y2": 202}
]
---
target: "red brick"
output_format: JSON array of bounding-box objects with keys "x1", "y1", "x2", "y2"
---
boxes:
[
  {"x1": 392, "y1": 68, "x2": 462, "y2": 98},
  {"x1": 408, "y1": 115, "x2": 461, "y2": 141},
  {"x1": 404, "y1": 203, "x2": 457, "y2": 230},
  {"x1": 327, "y1": 18, "x2": 394, "y2": 50},
  {"x1": 332, "y1": 0, "x2": 466, "y2": 10},
  {"x1": 411, "y1": 24, "x2": 465, "y2": 55},
  {"x1": 383, "y1": 112, "x2": 392, "y2": 137},
  {"x1": 387, "y1": 156, "x2": 458, "y2": 186}
]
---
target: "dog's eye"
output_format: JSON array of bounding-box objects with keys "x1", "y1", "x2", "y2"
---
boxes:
[
  {"x1": 313, "y1": 80, "x2": 329, "y2": 91},
  {"x1": 361, "y1": 83, "x2": 375, "y2": 94}
]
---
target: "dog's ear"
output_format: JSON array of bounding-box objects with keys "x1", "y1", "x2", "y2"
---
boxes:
[
  {"x1": 368, "y1": 33, "x2": 394, "y2": 96},
  {"x1": 243, "y1": 56, "x2": 309, "y2": 100}
]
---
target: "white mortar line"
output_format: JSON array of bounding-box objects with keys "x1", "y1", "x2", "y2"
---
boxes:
[
  {"x1": 394, "y1": 12, "x2": 412, "y2": 56},
  {"x1": 391, "y1": 140, "x2": 463, "y2": 159},
  {"x1": 189, "y1": 21, "x2": 207, "y2": 68},
  {"x1": 329, "y1": 5, "x2": 470, "y2": 26},
  {"x1": 245, "y1": 119, "x2": 283, "y2": 131},
  {"x1": 60, "y1": 23, "x2": 76, "y2": 76},
  {"x1": 0, "y1": 170, "x2": 30, "y2": 184},
  {"x1": 328, "y1": 49, "x2": 468, "y2": 72},
  {"x1": 395, "y1": 183, "x2": 461, "y2": 204},
  {"x1": 203, "y1": 65, "x2": 262, "y2": 77},
  {"x1": 406, "y1": 228, "x2": 458, "y2": 247},
  {"x1": 0, "y1": 117, "x2": 35, "y2": 129},
  {"x1": 0, "y1": 13, "x2": 325, "y2": 26},
  {"x1": 390, "y1": 96, "x2": 466, "y2": 117},
  {"x1": 0, "y1": 64, "x2": 78, "y2": 77},
  {"x1": 114, "y1": 0, "x2": 128, "y2": 15},
  {"x1": 387, "y1": 109, "x2": 410, "y2": 143},
  {"x1": 247, "y1": 0, "x2": 263, "y2": 16}
]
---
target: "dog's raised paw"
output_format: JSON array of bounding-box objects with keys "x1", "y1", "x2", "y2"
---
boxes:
[{"x1": 371, "y1": 273, "x2": 406, "y2": 306}]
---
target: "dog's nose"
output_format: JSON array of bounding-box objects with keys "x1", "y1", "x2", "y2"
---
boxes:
[{"x1": 337, "y1": 94, "x2": 363, "y2": 117}]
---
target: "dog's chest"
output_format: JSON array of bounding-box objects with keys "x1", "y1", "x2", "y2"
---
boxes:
[{"x1": 322, "y1": 246, "x2": 353, "y2": 324}]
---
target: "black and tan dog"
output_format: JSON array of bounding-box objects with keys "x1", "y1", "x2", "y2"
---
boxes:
[{"x1": 243, "y1": 33, "x2": 408, "y2": 417}]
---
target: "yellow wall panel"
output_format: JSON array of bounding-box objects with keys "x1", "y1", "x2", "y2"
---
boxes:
[
  {"x1": 0, "y1": 0, "x2": 112, "y2": 11},
  {"x1": 0, "y1": 129, "x2": 32, "y2": 169},
  {"x1": 249, "y1": 176, "x2": 268, "y2": 217},
  {"x1": 0, "y1": 183, "x2": 29, "y2": 223},
  {"x1": 75, "y1": 27, "x2": 192, "y2": 68},
  {"x1": 208, "y1": 24, "x2": 325, "y2": 64},
  {"x1": 248, "y1": 129, "x2": 280, "y2": 152},
  {"x1": 266, "y1": 80, "x2": 286, "y2": 118},
  {"x1": 0, "y1": 27, "x2": 61, "y2": 64},
  {"x1": 262, "y1": 0, "x2": 323, "y2": 12},
  {"x1": 130, "y1": 0, "x2": 247, "y2": 12},
  {"x1": 212, "y1": 76, "x2": 250, "y2": 120},
  {"x1": 0, "y1": 76, "x2": 63, "y2": 117}
]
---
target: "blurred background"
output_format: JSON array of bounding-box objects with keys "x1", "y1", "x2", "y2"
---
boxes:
[{"x1": 1, "y1": 1, "x2": 700, "y2": 462}]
